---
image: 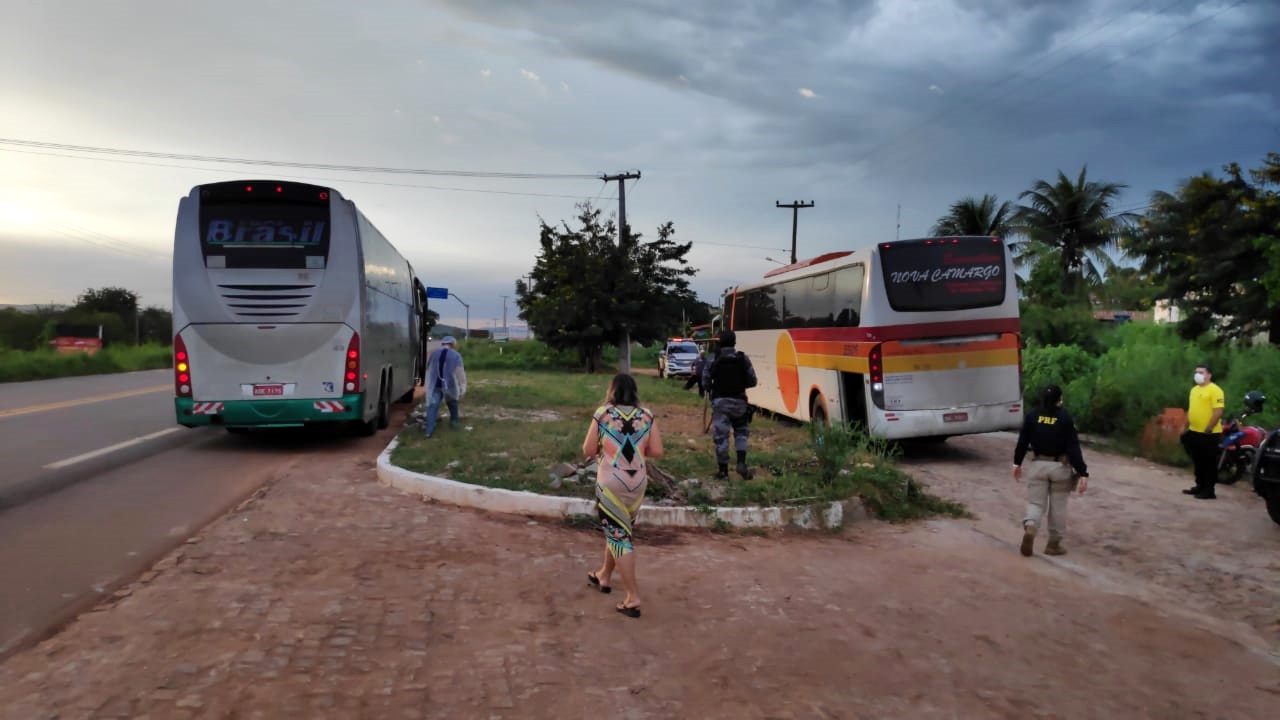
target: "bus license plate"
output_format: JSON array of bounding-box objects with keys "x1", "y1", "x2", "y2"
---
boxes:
[
  {"x1": 943, "y1": 412, "x2": 968, "y2": 423},
  {"x1": 253, "y1": 384, "x2": 285, "y2": 396}
]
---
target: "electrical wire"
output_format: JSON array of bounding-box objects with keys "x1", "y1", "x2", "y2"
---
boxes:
[
  {"x1": 0, "y1": 147, "x2": 604, "y2": 201},
  {"x1": 0, "y1": 137, "x2": 600, "y2": 180}
]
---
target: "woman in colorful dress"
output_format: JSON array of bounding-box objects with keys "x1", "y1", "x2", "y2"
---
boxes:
[{"x1": 582, "y1": 373, "x2": 663, "y2": 618}]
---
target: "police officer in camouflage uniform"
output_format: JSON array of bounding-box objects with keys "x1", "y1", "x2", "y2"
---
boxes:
[{"x1": 702, "y1": 330, "x2": 758, "y2": 480}]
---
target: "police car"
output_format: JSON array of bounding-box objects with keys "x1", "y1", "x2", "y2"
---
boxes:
[{"x1": 657, "y1": 338, "x2": 701, "y2": 379}]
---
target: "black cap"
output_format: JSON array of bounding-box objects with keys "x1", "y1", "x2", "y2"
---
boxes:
[
  {"x1": 1042, "y1": 384, "x2": 1063, "y2": 406},
  {"x1": 718, "y1": 329, "x2": 736, "y2": 347}
]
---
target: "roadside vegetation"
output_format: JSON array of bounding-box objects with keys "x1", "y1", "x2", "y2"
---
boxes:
[
  {"x1": 1, "y1": 286, "x2": 174, "y2": 383},
  {"x1": 1023, "y1": 323, "x2": 1280, "y2": 466},
  {"x1": 0, "y1": 343, "x2": 172, "y2": 382},
  {"x1": 390, "y1": 367, "x2": 965, "y2": 522}
]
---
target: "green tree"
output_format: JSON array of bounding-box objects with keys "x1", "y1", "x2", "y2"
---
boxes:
[
  {"x1": 930, "y1": 194, "x2": 1015, "y2": 237},
  {"x1": 1125, "y1": 153, "x2": 1280, "y2": 344},
  {"x1": 515, "y1": 202, "x2": 697, "y2": 373},
  {"x1": 138, "y1": 306, "x2": 173, "y2": 345},
  {"x1": 1249, "y1": 153, "x2": 1280, "y2": 323},
  {"x1": 0, "y1": 306, "x2": 62, "y2": 350},
  {"x1": 74, "y1": 287, "x2": 139, "y2": 319},
  {"x1": 1013, "y1": 166, "x2": 1138, "y2": 295},
  {"x1": 1092, "y1": 266, "x2": 1159, "y2": 311},
  {"x1": 1018, "y1": 255, "x2": 1103, "y2": 352}
]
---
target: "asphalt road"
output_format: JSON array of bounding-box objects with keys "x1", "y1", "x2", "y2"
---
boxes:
[
  {"x1": 0, "y1": 369, "x2": 195, "y2": 507},
  {"x1": 0, "y1": 369, "x2": 411, "y2": 658}
]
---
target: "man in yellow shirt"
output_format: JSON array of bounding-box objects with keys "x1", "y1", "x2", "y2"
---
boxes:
[{"x1": 1180, "y1": 363, "x2": 1225, "y2": 499}]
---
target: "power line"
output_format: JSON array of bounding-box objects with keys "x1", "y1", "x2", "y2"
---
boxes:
[
  {"x1": 694, "y1": 239, "x2": 789, "y2": 252},
  {"x1": 0, "y1": 137, "x2": 600, "y2": 180},
  {"x1": 0, "y1": 147, "x2": 603, "y2": 201}
]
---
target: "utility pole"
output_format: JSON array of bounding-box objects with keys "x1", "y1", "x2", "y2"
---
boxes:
[
  {"x1": 775, "y1": 200, "x2": 814, "y2": 264},
  {"x1": 601, "y1": 170, "x2": 641, "y2": 373},
  {"x1": 896, "y1": 204, "x2": 901, "y2": 241},
  {"x1": 500, "y1": 295, "x2": 509, "y2": 332}
]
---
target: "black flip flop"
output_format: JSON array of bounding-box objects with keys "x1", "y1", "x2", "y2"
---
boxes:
[
  {"x1": 615, "y1": 603, "x2": 641, "y2": 618},
  {"x1": 587, "y1": 572, "x2": 612, "y2": 593}
]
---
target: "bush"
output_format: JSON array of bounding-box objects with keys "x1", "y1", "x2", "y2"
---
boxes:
[
  {"x1": 1021, "y1": 344, "x2": 1097, "y2": 402},
  {"x1": 1086, "y1": 324, "x2": 1204, "y2": 435},
  {"x1": 457, "y1": 339, "x2": 581, "y2": 371},
  {"x1": 1215, "y1": 342, "x2": 1280, "y2": 430},
  {"x1": 0, "y1": 344, "x2": 172, "y2": 383}
]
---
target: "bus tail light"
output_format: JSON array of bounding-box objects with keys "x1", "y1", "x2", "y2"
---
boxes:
[
  {"x1": 869, "y1": 343, "x2": 885, "y2": 409},
  {"x1": 344, "y1": 333, "x2": 360, "y2": 393},
  {"x1": 174, "y1": 335, "x2": 192, "y2": 397}
]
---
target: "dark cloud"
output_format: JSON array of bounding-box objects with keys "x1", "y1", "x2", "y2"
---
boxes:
[
  {"x1": 4, "y1": 0, "x2": 1278, "y2": 314},
  {"x1": 432, "y1": 0, "x2": 1279, "y2": 188}
]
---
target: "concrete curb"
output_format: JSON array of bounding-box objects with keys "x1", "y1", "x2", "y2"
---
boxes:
[{"x1": 376, "y1": 436, "x2": 866, "y2": 530}]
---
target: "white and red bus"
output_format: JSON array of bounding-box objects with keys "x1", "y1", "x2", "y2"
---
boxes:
[{"x1": 721, "y1": 236, "x2": 1023, "y2": 440}]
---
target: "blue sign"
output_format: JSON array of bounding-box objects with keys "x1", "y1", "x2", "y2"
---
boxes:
[{"x1": 425, "y1": 286, "x2": 448, "y2": 300}]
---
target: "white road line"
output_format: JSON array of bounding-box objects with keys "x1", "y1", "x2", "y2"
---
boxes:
[{"x1": 43, "y1": 427, "x2": 183, "y2": 470}]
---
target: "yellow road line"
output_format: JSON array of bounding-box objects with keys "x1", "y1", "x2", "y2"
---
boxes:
[{"x1": 0, "y1": 384, "x2": 170, "y2": 420}]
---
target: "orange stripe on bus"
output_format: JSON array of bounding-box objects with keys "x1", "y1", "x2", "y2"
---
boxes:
[
  {"x1": 883, "y1": 348, "x2": 1018, "y2": 372},
  {"x1": 796, "y1": 354, "x2": 871, "y2": 373},
  {"x1": 795, "y1": 348, "x2": 1017, "y2": 373}
]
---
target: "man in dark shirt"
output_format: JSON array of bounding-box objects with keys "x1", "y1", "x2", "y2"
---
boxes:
[{"x1": 1012, "y1": 384, "x2": 1091, "y2": 557}]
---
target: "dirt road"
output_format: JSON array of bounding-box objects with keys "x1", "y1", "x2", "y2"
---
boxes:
[{"x1": 0, "y1": 425, "x2": 1276, "y2": 718}]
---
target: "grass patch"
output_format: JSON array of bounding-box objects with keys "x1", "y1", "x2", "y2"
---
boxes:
[
  {"x1": 391, "y1": 368, "x2": 966, "y2": 522},
  {"x1": 0, "y1": 344, "x2": 172, "y2": 383}
]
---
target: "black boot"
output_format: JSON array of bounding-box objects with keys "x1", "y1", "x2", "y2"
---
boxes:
[
  {"x1": 715, "y1": 463, "x2": 729, "y2": 481},
  {"x1": 735, "y1": 451, "x2": 753, "y2": 480}
]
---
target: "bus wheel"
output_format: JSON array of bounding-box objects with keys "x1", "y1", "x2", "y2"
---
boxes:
[
  {"x1": 376, "y1": 380, "x2": 391, "y2": 430},
  {"x1": 810, "y1": 397, "x2": 828, "y2": 426}
]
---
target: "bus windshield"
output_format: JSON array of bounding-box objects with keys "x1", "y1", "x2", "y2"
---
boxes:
[
  {"x1": 198, "y1": 181, "x2": 331, "y2": 269},
  {"x1": 879, "y1": 237, "x2": 1006, "y2": 312}
]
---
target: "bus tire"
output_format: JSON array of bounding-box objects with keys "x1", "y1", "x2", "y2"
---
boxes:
[
  {"x1": 810, "y1": 396, "x2": 828, "y2": 427},
  {"x1": 354, "y1": 417, "x2": 377, "y2": 436},
  {"x1": 376, "y1": 377, "x2": 391, "y2": 430}
]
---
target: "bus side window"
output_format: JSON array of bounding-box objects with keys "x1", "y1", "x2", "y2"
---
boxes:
[
  {"x1": 733, "y1": 292, "x2": 750, "y2": 330},
  {"x1": 748, "y1": 288, "x2": 782, "y2": 330},
  {"x1": 833, "y1": 265, "x2": 865, "y2": 327}
]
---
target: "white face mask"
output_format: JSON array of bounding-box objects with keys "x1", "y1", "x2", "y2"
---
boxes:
[{"x1": 1194, "y1": 372, "x2": 1206, "y2": 385}]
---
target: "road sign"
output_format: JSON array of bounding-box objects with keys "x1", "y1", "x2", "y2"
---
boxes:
[{"x1": 425, "y1": 286, "x2": 448, "y2": 300}]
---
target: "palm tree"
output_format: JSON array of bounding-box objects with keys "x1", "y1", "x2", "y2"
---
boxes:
[
  {"x1": 930, "y1": 194, "x2": 1015, "y2": 237},
  {"x1": 1013, "y1": 165, "x2": 1138, "y2": 296}
]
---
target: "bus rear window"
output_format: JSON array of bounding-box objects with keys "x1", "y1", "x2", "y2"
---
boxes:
[
  {"x1": 198, "y1": 181, "x2": 331, "y2": 269},
  {"x1": 879, "y1": 237, "x2": 1006, "y2": 311}
]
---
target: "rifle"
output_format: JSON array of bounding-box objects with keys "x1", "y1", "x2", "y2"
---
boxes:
[{"x1": 701, "y1": 392, "x2": 710, "y2": 434}]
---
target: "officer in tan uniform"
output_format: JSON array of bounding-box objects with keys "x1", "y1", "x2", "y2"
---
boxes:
[{"x1": 1012, "y1": 384, "x2": 1090, "y2": 557}]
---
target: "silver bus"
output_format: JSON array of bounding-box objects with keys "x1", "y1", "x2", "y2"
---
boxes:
[{"x1": 172, "y1": 180, "x2": 426, "y2": 434}]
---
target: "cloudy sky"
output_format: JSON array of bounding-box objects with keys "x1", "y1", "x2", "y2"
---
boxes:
[{"x1": 1, "y1": 0, "x2": 1275, "y2": 329}]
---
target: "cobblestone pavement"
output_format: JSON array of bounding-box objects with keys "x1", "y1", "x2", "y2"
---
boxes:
[{"x1": 1, "y1": 429, "x2": 1278, "y2": 719}]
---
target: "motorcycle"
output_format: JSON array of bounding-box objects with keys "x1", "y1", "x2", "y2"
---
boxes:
[
  {"x1": 1249, "y1": 428, "x2": 1280, "y2": 525},
  {"x1": 1216, "y1": 408, "x2": 1269, "y2": 485}
]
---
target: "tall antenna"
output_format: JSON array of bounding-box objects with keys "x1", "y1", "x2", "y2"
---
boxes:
[{"x1": 896, "y1": 204, "x2": 901, "y2": 241}]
